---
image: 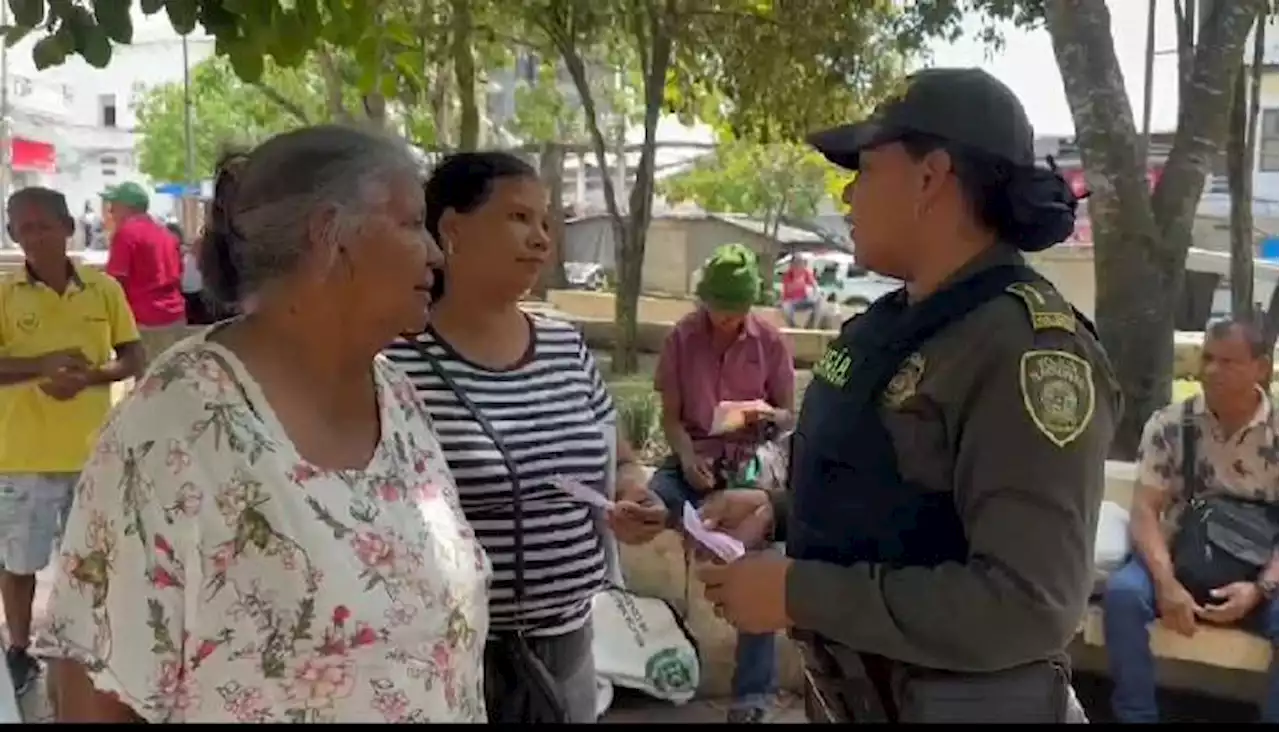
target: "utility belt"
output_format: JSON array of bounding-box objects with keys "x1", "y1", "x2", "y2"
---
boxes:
[{"x1": 792, "y1": 630, "x2": 1079, "y2": 724}]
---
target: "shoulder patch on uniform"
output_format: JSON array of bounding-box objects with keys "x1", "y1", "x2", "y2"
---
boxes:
[
  {"x1": 883, "y1": 352, "x2": 925, "y2": 409},
  {"x1": 1019, "y1": 350, "x2": 1095, "y2": 448},
  {"x1": 1006, "y1": 281, "x2": 1076, "y2": 334}
]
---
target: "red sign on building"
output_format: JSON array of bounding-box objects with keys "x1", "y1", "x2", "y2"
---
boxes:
[
  {"x1": 10, "y1": 137, "x2": 56, "y2": 174},
  {"x1": 1057, "y1": 165, "x2": 1164, "y2": 246}
]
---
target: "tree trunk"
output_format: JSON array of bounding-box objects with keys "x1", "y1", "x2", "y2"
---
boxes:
[
  {"x1": 1226, "y1": 61, "x2": 1254, "y2": 318},
  {"x1": 430, "y1": 59, "x2": 453, "y2": 149},
  {"x1": 1264, "y1": 286, "x2": 1280, "y2": 352},
  {"x1": 616, "y1": 1, "x2": 676, "y2": 375},
  {"x1": 533, "y1": 141, "x2": 568, "y2": 299},
  {"x1": 317, "y1": 47, "x2": 355, "y2": 124},
  {"x1": 1043, "y1": 0, "x2": 1266, "y2": 458},
  {"x1": 450, "y1": 0, "x2": 480, "y2": 151}
]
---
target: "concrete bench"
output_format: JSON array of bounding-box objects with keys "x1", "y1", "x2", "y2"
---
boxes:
[{"x1": 1078, "y1": 462, "x2": 1272, "y2": 675}]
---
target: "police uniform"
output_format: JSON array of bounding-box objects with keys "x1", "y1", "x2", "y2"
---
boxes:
[{"x1": 774, "y1": 68, "x2": 1123, "y2": 723}]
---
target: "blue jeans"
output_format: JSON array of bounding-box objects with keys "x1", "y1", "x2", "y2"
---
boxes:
[
  {"x1": 1102, "y1": 556, "x2": 1278, "y2": 723},
  {"x1": 648, "y1": 462, "x2": 779, "y2": 712},
  {"x1": 780, "y1": 298, "x2": 817, "y2": 328}
]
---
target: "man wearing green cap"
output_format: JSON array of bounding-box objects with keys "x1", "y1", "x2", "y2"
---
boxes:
[
  {"x1": 648, "y1": 242, "x2": 796, "y2": 723},
  {"x1": 102, "y1": 182, "x2": 186, "y2": 361}
]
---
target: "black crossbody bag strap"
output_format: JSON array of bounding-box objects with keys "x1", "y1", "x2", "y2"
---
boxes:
[{"x1": 405, "y1": 340, "x2": 529, "y2": 621}]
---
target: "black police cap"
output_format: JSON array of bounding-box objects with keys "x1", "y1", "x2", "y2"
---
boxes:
[{"x1": 807, "y1": 67, "x2": 1036, "y2": 171}]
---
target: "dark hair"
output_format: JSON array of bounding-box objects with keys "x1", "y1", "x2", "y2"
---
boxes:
[
  {"x1": 165, "y1": 222, "x2": 185, "y2": 244},
  {"x1": 197, "y1": 126, "x2": 419, "y2": 306},
  {"x1": 422, "y1": 151, "x2": 539, "y2": 300},
  {"x1": 900, "y1": 133, "x2": 1080, "y2": 252},
  {"x1": 1206, "y1": 316, "x2": 1271, "y2": 360},
  {"x1": 7, "y1": 187, "x2": 74, "y2": 231}
]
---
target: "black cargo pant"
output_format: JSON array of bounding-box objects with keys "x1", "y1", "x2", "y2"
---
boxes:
[{"x1": 799, "y1": 640, "x2": 1087, "y2": 723}]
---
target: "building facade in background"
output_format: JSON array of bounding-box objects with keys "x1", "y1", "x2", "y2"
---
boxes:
[{"x1": 1, "y1": 12, "x2": 213, "y2": 245}]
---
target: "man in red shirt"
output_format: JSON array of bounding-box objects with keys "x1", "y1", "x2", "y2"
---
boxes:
[
  {"x1": 779, "y1": 253, "x2": 819, "y2": 328},
  {"x1": 102, "y1": 182, "x2": 187, "y2": 362}
]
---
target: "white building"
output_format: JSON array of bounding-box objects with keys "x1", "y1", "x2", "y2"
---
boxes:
[{"x1": 2, "y1": 10, "x2": 212, "y2": 243}]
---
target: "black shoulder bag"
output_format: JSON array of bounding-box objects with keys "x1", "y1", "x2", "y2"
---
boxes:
[
  {"x1": 1170, "y1": 399, "x2": 1279, "y2": 605},
  {"x1": 407, "y1": 340, "x2": 569, "y2": 723}
]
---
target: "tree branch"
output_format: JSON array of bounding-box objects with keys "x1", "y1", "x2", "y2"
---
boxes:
[
  {"x1": 251, "y1": 82, "x2": 312, "y2": 125},
  {"x1": 316, "y1": 46, "x2": 355, "y2": 124}
]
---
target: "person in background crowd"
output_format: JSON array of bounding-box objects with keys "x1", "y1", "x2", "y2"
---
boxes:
[
  {"x1": 384, "y1": 151, "x2": 667, "y2": 724},
  {"x1": 37, "y1": 126, "x2": 491, "y2": 723},
  {"x1": 0, "y1": 187, "x2": 144, "y2": 696},
  {"x1": 648, "y1": 242, "x2": 795, "y2": 723},
  {"x1": 1104, "y1": 318, "x2": 1277, "y2": 723},
  {"x1": 167, "y1": 221, "x2": 213, "y2": 325},
  {"x1": 778, "y1": 252, "x2": 819, "y2": 329},
  {"x1": 102, "y1": 182, "x2": 187, "y2": 358}
]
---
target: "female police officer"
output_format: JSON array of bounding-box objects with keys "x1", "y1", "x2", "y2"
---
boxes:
[{"x1": 694, "y1": 67, "x2": 1120, "y2": 723}]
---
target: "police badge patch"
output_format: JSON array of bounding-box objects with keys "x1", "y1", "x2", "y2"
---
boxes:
[
  {"x1": 884, "y1": 352, "x2": 925, "y2": 408},
  {"x1": 1019, "y1": 350, "x2": 1095, "y2": 447}
]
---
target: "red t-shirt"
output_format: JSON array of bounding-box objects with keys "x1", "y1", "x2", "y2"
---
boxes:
[
  {"x1": 105, "y1": 214, "x2": 186, "y2": 327},
  {"x1": 780, "y1": 267, "x2": 816, "y2": 302}
]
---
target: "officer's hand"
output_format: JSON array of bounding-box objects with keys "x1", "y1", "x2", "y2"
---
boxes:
[
  {"x1": 680, "y1": 455, "x2": 716, "y2": 494},
  {"x1": 697, "y1": 551, "x2": 792, "y2": 634},
  {"x1": 1195, "y1": 582, "x2": 1262, "y2": 626},
  {"x1": 1154, "y1": 577, "x2": 1202, "y2": 637},
  {"x1": 699, "y1": 489, "x2": 773, "y2": 549}
]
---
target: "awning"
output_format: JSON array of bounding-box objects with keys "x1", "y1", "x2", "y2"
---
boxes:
[{"x1": 11, "y1": 137, "x2": 56, "y2": 173}]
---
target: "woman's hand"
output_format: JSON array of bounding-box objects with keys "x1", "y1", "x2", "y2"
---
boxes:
[{"x1": 607, "y1": 497, "x2": 667, "y2": 545}]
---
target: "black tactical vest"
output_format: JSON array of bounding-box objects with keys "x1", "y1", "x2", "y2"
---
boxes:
[{"x1": 786, "y1": 263, "x2": 1096, "y2": 568}]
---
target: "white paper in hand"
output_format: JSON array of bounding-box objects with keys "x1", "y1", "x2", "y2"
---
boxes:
[
  {"x1": 550, "y1": 476, "x2": 614, "y2": 510},
  {"x1": 682, "y1": 502, "x2": 745, "y2": 563},
  {"x1": 709, "y1": 399, "x2": 773, "y2": 435}
]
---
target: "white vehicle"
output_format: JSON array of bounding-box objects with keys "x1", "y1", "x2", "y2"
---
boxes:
[{"x1": 775, "y1": 251, "x2": 901, "y2": 308}]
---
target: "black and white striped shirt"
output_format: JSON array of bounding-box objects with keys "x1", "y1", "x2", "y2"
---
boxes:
[{"x1": 384, "y1": 315, "x2": 615, "y2": 637}]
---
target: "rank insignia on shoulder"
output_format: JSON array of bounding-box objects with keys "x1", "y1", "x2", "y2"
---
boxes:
[
  {"x1": 1019, "y1": 349, "x2": 1095, "y2": 447},
  {"x1": 1007, "y1": 281, "x2": 1076, "y2": 333},
  {"x1": 883, "y1": 352, "x2": 925, "y2": 408}
]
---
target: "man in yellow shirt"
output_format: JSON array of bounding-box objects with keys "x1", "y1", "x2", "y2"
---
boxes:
[{"x1": 0, "y1": 187, "x2": 144, "y2": 696}]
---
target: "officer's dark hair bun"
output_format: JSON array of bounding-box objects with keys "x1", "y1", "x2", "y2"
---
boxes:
[
  {"x1": 901, "y1": 133, "x2": 1082, "y2": 253},
  {"x1": 1001, "y1": 157, "x2": 1082, "y2": 252}
]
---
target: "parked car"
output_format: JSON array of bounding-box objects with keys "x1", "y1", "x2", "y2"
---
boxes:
[
  {"x1": 774, "y1": 251, "x2": 901, "y2": 309},
  {"x1": 565, "y1": 261, "x2": 609, "y2": 291}
]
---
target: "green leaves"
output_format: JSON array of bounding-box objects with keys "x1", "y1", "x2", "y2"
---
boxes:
[
  {"x1": 93, "y1": 0, "x2": 134, "y2": 43},
  {"x1": 8, "y1": 0, "x2": 44, "y2": 28},
  {"x1": 31, "y1": 34, "x2": 67, "y2": 69},
  {"x1": 660, "y1": 141, "x2": 838, "y2": 223},
  {"x1": 164, "y1": 0, "x2": 199, "y2": 34}
]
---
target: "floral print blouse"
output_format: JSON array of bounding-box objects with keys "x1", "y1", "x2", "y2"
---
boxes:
[{"x1": 35, "y1": 334, "x2": 492, "y2": 723}]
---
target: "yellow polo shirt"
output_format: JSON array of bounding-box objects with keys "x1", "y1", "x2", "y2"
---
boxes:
[{"x1": 0, "y1": 264, "x2": 140, "y2": 473}]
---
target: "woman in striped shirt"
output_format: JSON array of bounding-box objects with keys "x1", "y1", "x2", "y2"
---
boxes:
[{"x1": 383, "y1": 152, "x2": 667, "y2": 723}]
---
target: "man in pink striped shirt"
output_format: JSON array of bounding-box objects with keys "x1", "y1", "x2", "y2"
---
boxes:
[{"x1": 649, "y1": 243, "x2": 795, "y2": 723}]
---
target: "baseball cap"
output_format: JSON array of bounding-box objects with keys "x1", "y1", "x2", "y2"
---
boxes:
[
  {"x1": 100, "y1": 181, "x2": 150, "y2": 211},
  {"x1": 807, "y1": 68, "x2": 1036, "y2": 171}
]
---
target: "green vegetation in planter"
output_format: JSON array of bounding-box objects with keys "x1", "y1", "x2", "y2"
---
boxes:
[{"x1": 615, "y1": 390, "x2": 668, "y2": 464}]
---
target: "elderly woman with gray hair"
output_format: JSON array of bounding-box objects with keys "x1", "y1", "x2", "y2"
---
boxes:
[{"x1": 36, "y1": 125, "x2": 491, "y2": 723}]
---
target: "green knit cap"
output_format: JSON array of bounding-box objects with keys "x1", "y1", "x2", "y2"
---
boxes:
[{"x1": 696, "y1": 243, "x2": 760, "y2": 312}]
